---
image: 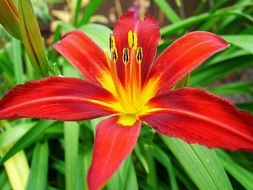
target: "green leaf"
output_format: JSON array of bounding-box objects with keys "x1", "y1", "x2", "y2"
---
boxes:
[
  {"x1": 207, "y1": 48, "x2": 250, "y2": 66},
  {"x1": 11, "y1": 37, "x2": 24, "y2": 84},
  {"x1": 51, "y1": 160, "x2": 65, "y2": 175},
  {"x1": 3, "y1": 151, "x2": 30, "y2": 190},
  {"x1": 76, "y1": 151, "x2": 86, "y2": 190},
  {"x1": 222, "y1": 35, "x2": 253, "y2": 54},
  {"x1": 64, "y1": 122, "x2": 80, "y2": 190},
  {"x1": 208, "y1": 82, "x2": 253, "y2": 96},
  {"x1": 160, "y1": 12, "x2": 213, "y2": 36},
  {"x1": 79, "y1": 0, "x2": 104, "y2": 25},
  {"x1": 73, "y1": 0, "x2": 82, "y2": 26},
  {"x1": 0, "y1": 0, "x2": 21, "y2": 39},
  {"x1": 236, "y1": 102, "x2": 253, "y2": 113},
  {"x1": 56, "y1": 22, "x2": 111, "y2": 51},
  {"x1": 0, "y1": 122, "x2": 34, "y2": 152},
  {"x1": 80, "y1": 23, "x2": 111, "y2": 51},
  {"x1": 107, "y1": 156, "x2": 138, "y2": 190},
  {"x1": 153, "y1": 0, "x2": 181, "y2": 23},
  {"x1": 150, "y1": 145, "x2": 178, "y2": 190},
  {"x1": 0, "y1": 120, "x2": 55, "y2": 164},
  {"x1": 191, "y1": 55, "x2": 252, "y2": 86},
  {"x1": 160, "y1": 2, "x2": 253, "y2": 36},
  {"x1": 216, "y1": 150, "x2": 253, "y2": 190},
  {"x1": 161, "y1": 136, "x2": 233, "y2": 190},
  {"x1": 26, "y1": 141, "x2": 49, "y2": 190},
  {"x1": 0, "y1": 170, "x2": 11, "y2": 190},
  {"x1": 134, "y1": 143, "x2": 149, "y2": 173},
  {"x1": 18, "y1": 0, "x2": 50, "y2": 76}
]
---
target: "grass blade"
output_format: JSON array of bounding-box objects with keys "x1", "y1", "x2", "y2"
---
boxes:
[
  {"x1": 191, "y1": 55, "x2": 252, "y2": 86},
  {"x1": 79, "y1": 0, "x2": 104, "y2": 25},
  {"x1": 208, "y1": 82, "x2": 253, "y2": 96},
  {"x1": 4, "y1": 151, "x2": 30, "y2": 190},
  {"x1": 150, "y1": 145, "x2": 178, "y2": 190},
  {"x1": 107, "y1": 156, "x2": 138, "y2": 190},
  {"x1": 216, "y1": 150, "x2": 253, "y2": 190},
  {"x1": 153, "y1": 0, "x2": 181, "y2": 23},
  {"x1": 0, "y1": 0, "x2": 20, "y2": 39},
  {"x1": 0, "y1": 120, "x2": 55, "y2": 165},
  {"x1": 161, "y1": 3, "x2": 253, "y2": 36},
  {"x1": 222, "y1": 35, "x2": 253, "y2": 54},
  {"x1": 11, "y1": 37, "x2": 23, "y2": 84},
  {"x1": 161, "y1": 136, "x2": 232, "y2": 190},
  {"x1": 26, "y1": 141, "x2": 49, "y2": 190},
  {"x1": 19, "y1": 0, "x2": 50, "y2": 75},
  {"x1": 64, "y1": 122, "x2": 80, "y2": 190}
]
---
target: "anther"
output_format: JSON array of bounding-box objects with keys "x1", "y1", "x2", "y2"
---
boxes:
[
  {"x1": 136, "y1": 47, "x2": 143, "y2": 64},
  {"x1": 122, "y1": 48, "x2": 130, "y2": 65},
  {"x1": 109, "y1": 34, "x2": 116, "y2": 50},
  {"x1": 128, "y1": 30, "x2": 138, "y2": 50},
  {"x1": 111, "y1": 47, "x2": 118, "y2": 62}
]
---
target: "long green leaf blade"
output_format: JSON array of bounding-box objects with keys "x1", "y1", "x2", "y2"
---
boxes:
[
  {"x1": 107, "y1": 156, "x2": 138, "y2": 190},
  {"x1": 0, "y1": 0, "x2": 20, "y2": 39},
  {"x1": 19, "y1": 0, "x2": 50, "y2": 75},
  {"x1": 161, "y1": 136, "x2": 232, "y2": 190},
  {"x1": 79, "y1": 0, "x2": 103, "y2": 25},
  {"x1": 222, "y1": 35, "x2": 253, "y2": 54},
  {"x1": 150, "y1": 145, "x2": 178, "y2": 190},
  {"x1": 153, "y1": 0, "x2": 181, "y2": 23},
  {"x1": 0, "y1": 120, "x2": 55, "y2": 164},
  {"x1": 64, "y1": 122, "x2": 79, "y2": 190},
  {"x1": 216, "y1": 150, "x2": 253, "y2": 190},
  {"x1": 26, "y1": 141, "x2": 49, "y2": 190}
]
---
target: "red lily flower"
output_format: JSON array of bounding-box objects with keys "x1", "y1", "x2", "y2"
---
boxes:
[{"x1": 0, "y1": 11, "x2": 253, "y2": 190}]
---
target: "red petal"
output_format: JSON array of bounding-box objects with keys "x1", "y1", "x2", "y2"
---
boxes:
[
  {"x1": 113, "y1": 11, "x2": 160, "y2": 85},
  {"x1": 0, "y1": 77, "x2": 115, "y2": 121},
  {"x1": 54, "y1": 31, "x2": 109, "y2": 84},
  {"x1": 88, "y1": 116, "x2": 141, "y2": 190},
  {"x1": 142, "y1": 88, "x2": 253, "y2": 151},
  {"x1": 150, "y1": 31, "x2": 228, "y2": 91}
]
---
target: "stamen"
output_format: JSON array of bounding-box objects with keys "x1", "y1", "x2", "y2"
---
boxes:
[
  {"x1": 136, "y1": 47, "x2": 143, "y2": 64},
  {"x1": 122, "y1": 48, "x2": 130, "y2": 65},
  {"x1": 109, "y1": 34, "x2": 116, "y2": 50},
  {"x1": 111, "y1": 47, "x2": 118, "y2": 62},
  {"x1": 128, "y1": 30, "x2": 138, "y2": 50}
]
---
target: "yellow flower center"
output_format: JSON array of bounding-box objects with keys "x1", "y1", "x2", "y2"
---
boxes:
[{"x1": 97, "y1": 31, "x2": 160, "y2": 126}]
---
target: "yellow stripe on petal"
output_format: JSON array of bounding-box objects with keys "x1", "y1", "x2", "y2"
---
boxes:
[
  {"x1": 141, "y1": 75, "x2": 160, "y2": 106},
  {"x1": 97, "y1": 71, "x2": 117, "y2": 96}
]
